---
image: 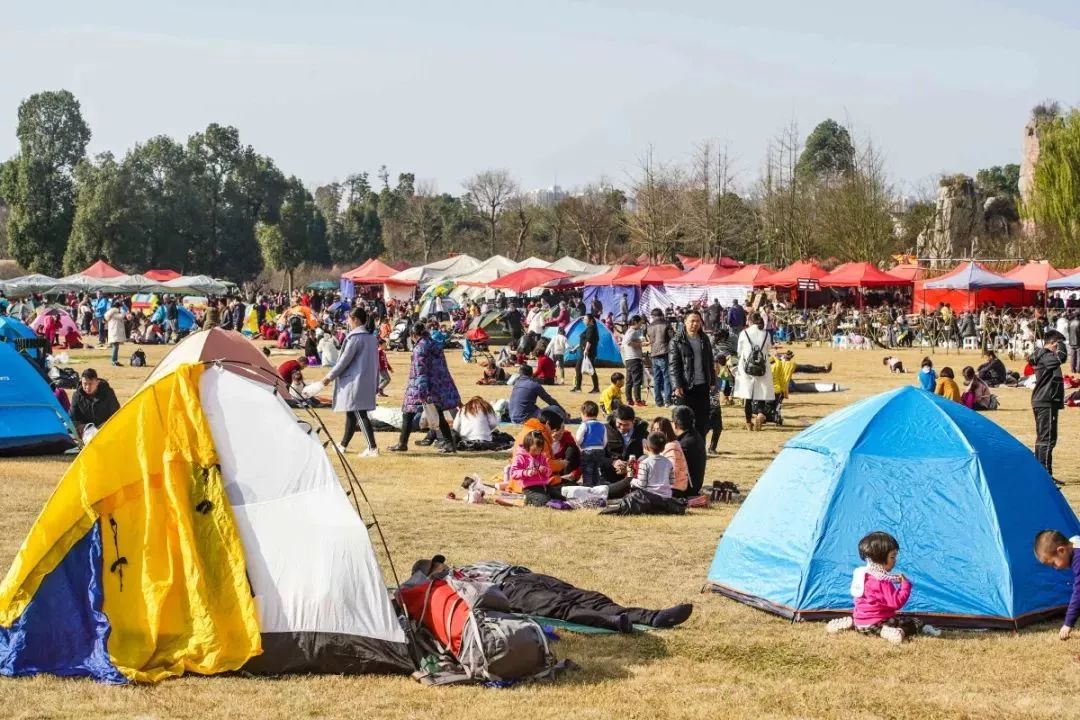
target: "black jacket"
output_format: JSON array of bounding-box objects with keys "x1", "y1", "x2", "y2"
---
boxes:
[
  {"x1": 977, "y1": 357, "x2": 1007, "y2": 387},
  {"x1": 677, "y1": 429, "x2": 707, "y2": 495},
  {"x1": 70, "y1": 380, "x2": 121, "y2": 428},
  {"x1": 668, "y1": 331, "x2": 717, "y2": 392},
  {"x1": 579, "y1": 323, "x2": 600, "y2": 359},
  {"x1": 604, "y1": 417, "x2": 649, "y2": 461},
  {"x1": 1030, "y1": 346, "x2": 1066, "y2": 409},
  {"x1": 1069, "y1": 317, "x2": 1080, "y2": 348}
]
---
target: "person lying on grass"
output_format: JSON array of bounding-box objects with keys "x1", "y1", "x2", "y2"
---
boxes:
[
  {"x1": 409, "y1": 555, "x2": 693, "y2": 633},
  {"x1": 1034, "y1": 530, "x2": 1080, "y2": 641},
  {"x1": 826, "y1": 531, "x2": 941, "y2": 643}
]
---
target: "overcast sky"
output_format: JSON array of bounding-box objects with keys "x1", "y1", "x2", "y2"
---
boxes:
[{"x1": 2, "y1": 0, "x2": 1077, "y2": 196}]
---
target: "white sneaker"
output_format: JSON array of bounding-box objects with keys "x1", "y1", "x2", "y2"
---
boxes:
[
  {"x1": 825, "y1": 617, "x2": 853, "y2": 634},
  {"x1": 358, "y1": 448, "x2": 380, "y2": 458},
  {"x1": 880, "y1": 626, "x2": 904, "y2": 645},
  {"x1": 334, "y1": 443, "x2": 347, "y2": 454},
  {"x1": 921, "y1": 624, "x2": 942, "y2": 637}
]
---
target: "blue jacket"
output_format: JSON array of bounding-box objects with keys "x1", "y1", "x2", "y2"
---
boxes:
[
  {"x1": 508, "y1": 377, "x2": 559, "y2": 424},
  {"x1": 93, "y1": 297, "x2": 110, "y2": 319},
  {"x1": 1066, "y1": 546, "x2": 1080, "y2": 628},
  {"x1": 917, "y1": 368, "x2": 936, "y2": 392}
]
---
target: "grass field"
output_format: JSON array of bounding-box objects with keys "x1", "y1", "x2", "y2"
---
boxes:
[{"x1": 2, "y1": 340, "x2": 1080, "y2": 720}]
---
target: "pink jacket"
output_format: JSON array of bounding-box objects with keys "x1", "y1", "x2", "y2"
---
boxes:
[
  {"x1": 509, "y1": 451, "x2": 552, "y2": 489},
  {"x1": 852, "y1": 572, "x2": 911, "y2": 627}
]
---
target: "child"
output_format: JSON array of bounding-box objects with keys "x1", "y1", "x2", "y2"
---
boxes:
[
  {"x1": 509, "y1": 430, "x2": 553, "y2": 507},
  {"x1": 599, "y1": 432, "x2": 678, "y2": 516},
  {"x1": 917, "y1": 357, "x2": 936, "y2": 392},
  {"x1": 707, "y1": 358, "x2": 726, "y2": 455},
  {"x1": 575, "y1": 401, "x2": 608, "y2": 487},
  {"x1": 716, "y1": 354, "x2": 734, "y2": 403},
  {"x1": 599, "y1": 372, "x2": 625, "y2": 416},
  {"x1": 826, "y1": 531, "x2": 940, "y2": 643},
  {"x1": 377, "y1": 338, "x2": 393, "y2": 397},
  {"x1": 934, "y1": 366, "x2": 961, "y2": 402},
  {"x1": 882, "y1": 356, "x2": 905, "y2": 374},
  {"x1": 547, "y1": 328, "x2": 568, "y2": 383},
  {"x1": 1033, "y1": 530, "x2": 1080, "y2": 640}
]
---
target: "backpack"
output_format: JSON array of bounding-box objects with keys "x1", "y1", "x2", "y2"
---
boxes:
[
  {"x1": 742, "y1": 331, "x2": 767, "y2": 377},
  {"x1": 288, "y1": 314, "x2": 304, "y2": 336},
  {"x1": 398, "y1": 573, "x2": 559, "y2": 685},
  {"x1": 130, "y1": 349, "x2": 147, "y2": 367}
]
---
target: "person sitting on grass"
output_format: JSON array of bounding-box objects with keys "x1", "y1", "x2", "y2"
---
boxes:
[
  {"x1": 601, "y1": 405, "x2": 649, "y2": 485},
  {"x1": 477, "y1": 357, "x2": 508, "y2": 385},
  {"x1": 70, "y1": 368, "x2": 121, "y2": 438},
  {"x1": 599, "y1": 372, "x2": 625, "y2": 416},
  {"x1": 934, "y1": 366, "x2": 961, "y2": 402},
  {"x1": 1034, "y1": 530, "x2": 1080, "y2": 641},
  {"x1": 409, "y1": 555, "x2": 693, "y2": 633},
  {"x1": 650, "y1": 417, "x2": 689, "y2": 496},
  {"x1": 961, "y1": 366, "x2": 994, "y2": 411},
  {"x1": 917, "y1": 357, "x2": 937, "y2": 392},
  {"x1": 977, "y1": 349, "x2": 1007, "y2": 387},
  {"x1": 826, "y1": 531, "x2": 940, "y2": 643},
  {"x1": 512, "y1": 408, "x2": 579, "y2": 487},
  {"x1": 600, "y1": 431, "x2": 685, "y2": 516},
  {"x1": 534, "y1": 346, "x2": 557, "y2": 385},
  {"x1": 508, "y1": 364, "x2": 563, "y2": 424},
  {"x1": 510, "y1": 430, "x2": 554, "y2": 507},
  {"x1": 672, "y1": 405, "x2": 706, "y2": 498},
  {"x1": 453, "y1": 396, "x2": 500, "y2": 446}
]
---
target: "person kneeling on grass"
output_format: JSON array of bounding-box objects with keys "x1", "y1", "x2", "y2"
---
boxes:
[
  {"x1": 1034, "y1": 530, "x2": 1080, "y2": 641},
  {"x1": 600, "y1": 431, "x2": 686, "y2": 516},
  {"x1": 826, "y1": 531, "x2": 940, "y2": 643},
  {"x1": 410, "y1": 556, "x2": 693, "y2": 633}
]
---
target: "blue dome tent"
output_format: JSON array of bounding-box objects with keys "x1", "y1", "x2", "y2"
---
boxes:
[
  {"x1": 0, "y1": 316, "x2": 47, "y2": 367},
  {"x1": 707, "y1": 386, "x2": 1080, "y2": 629},
  {"x1": 149, "y1": 305, "x2": 196, "y2": 332},
  {"x1": 543, "y1": 317, "x2": 623, "y2": 368},
  {"x1": 0, "y1": 342, "x2": 76, "y2": 455}
]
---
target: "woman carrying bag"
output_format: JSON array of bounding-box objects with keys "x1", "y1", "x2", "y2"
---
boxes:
[{"x1": 734, "y1": 311, "x2": 774, "y2": 431}]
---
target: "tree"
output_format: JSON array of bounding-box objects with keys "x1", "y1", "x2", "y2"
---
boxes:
[
  {"x1": 63, "y1": 153, "x2": 139, "y2": 273},
  {"x1": 260, "y1": 176, "x2": 319, "y2": 290},
  {"x1": 756, "y1": 121, "x2": 814, "y2": 264},
  {"x1": 504, "y1": 195, "x2": 536, "y2": 261},
  {"x1": 976, "y1": 164, "x2": 1021, "y2": 200},
  {"x1": 464, "y1": 169, "x2": 517, "y2": 255},
  {"x1": 624, "y1": 148, "x2": 685, "y2": 263},
  {"x1": 796, "y1": 119, "x2": 855, "y2": 182},
  {"x1": 1026, "y1": 109, "x2": 1080, "y2": 265},
  {"x1": 314, "y1": 182, "x2": 345, "y2": 263},
  {"x1": 123, "y1": 135, "x2": 201, "y2": 271},
  {"x1": 1, "y1": 90, "x2": 91, "y2": 273},
  {"x1": 563, "y1": 184, "x2": 626, "y2": 262}
]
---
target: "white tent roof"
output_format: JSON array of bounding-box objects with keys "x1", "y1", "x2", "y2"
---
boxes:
[
  {"x1": 386, "y1": 254, "x2": 480, "y2": 286},
  {"x1": 515, "y1": 257, "x2": 551, "y2": 270},
  {"x1": 453, "y1": 255, "x2": 520, "y2": 285},
  {"x1": 548, "y1": 256, "x2": 607, "y2": 275}
]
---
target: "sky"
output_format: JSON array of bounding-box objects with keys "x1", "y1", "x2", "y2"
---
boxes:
[{"x1": 2, "y1": 0, "x2": 1078, "y2": 196}]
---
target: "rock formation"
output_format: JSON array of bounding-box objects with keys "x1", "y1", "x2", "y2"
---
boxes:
[{"x1": 917, "y1": 176, "x2": 982, "y2": 267}]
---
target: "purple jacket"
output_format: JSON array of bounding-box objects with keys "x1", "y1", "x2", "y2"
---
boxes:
[
  {"x1": 1066, "y1": 548, "x2": 1080, "y2": 628},
  {"x1": 401, "y1": 335, "x2": 461, "y2": 413}
]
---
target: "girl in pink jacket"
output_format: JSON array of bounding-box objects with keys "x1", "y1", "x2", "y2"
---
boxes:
[
  {"x1": 509, "y1": 431, "x2": 552, "y2": 491},
  {"x1": 826, "y1": 531, "x2": 940, "y2": 644}
]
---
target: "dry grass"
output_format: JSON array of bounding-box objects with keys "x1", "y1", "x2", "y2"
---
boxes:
[{"x1": 2, "y1": 341, "x2": 1080, "y2": 719}]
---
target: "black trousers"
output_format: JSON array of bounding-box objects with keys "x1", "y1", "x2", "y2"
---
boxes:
[
  {"x1": 398, "y1": 409, "x2": 453, "y2": 446},
  {"x1": 500, "y1": 572, "x2": 655, "y2": 631},
  {"x1": 341, "y1": 410, "x2": 377, "y2": 450},
  {"x1": 574, "y1": 354, "x2": 599, "y2": 391},
  {"x1": 684, "y1": 385, "x2": 710, "y2": 438},
  {"x1": 1034, "y1": 407, "x2": 1059, "y2": 477},
  {"x1": 795, "y1": 363, "x2": 829, "y2": 374},
  {"x1": 708, "y1": 406, "x2": 723, "y2": 452},
  {"x1": 624, "y1": 359, "x2": 644, "y2": 404}
]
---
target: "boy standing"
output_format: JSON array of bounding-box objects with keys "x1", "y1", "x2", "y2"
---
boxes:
[
  {"x1": 1034, "y1": 530, "x2": 1080, "y2": 640},
  {"x1": 575, "y1": 401, "x2": 608, "y2": 487},
  {"x1": 377, "y1": 339, "x2": 393, "y2": 397}
]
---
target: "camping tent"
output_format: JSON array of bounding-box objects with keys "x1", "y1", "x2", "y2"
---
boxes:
[
  {"x1": 615, "y1": 264, "x2": 685, "y2": 286},
  {"x1": 144, "y1": 328, "x2": 285, "y2": 398},
  {"x1": 0, "y1": 316, "x2": 47, "y2": 365},
  {"x1": 707, "y1": 386, "x2": 1080, "y2": 628},
  {"x1": 1006, "y1": 262, "x2": 1064, "y2": 292},
  {"x1": 468, "y1": 311, "x2": 511, "y2": 343},
  {"x1": 765, "y1": 260, "x2": 828, "y2": 287},
  {"x1": 1048, "y1": 271, "x2": 1080, "y2": 291},
  {"x1": 542, "y1": 317, "x2": 622, "y2": 367},
  {"x1": 888, "y1": 263, "x2": 924, "y2": 282},
  {"x1": 161, "y1": 275, "x2": 230, "y2": 296},
  {"x1": 0, "y1": 362, "x2": 412, "y2": 682},
  {"x1": 716, "y1": 264, "x2": 775, "y2": 287},
  {"x1": 385, "y1": 255, "x2": 480, "y2": 289},
  {"x1": 914, "y1": 261, "x2": 1026, "y2": 312},
  {"x1": 149, "y1": 304, "x2": 197, "y2": 333},
  {"x1": 340, "y1": 259, "x2": 401, "y2": 300},
  {"x1": 582, "y1": 266, "x2": 645, "y2": 317},
  {"x1": 0, "y1": 275, "x2": 60, "y2": 298},
  {"x1": 0, "y1": 342, "x2": 76, "y2": 455},
  {"x1": 80, "y1": 260, "x2": 124, "y2": 279},
  {"x1": 515, "y1": 257, "x2": 552, "y2": 270}
]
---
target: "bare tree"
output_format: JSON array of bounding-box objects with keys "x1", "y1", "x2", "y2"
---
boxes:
[
  {"x1": 563, "y1": 184, "x2": 625, "y2": 262},
  {"x1": 623, "y1": 147, "x2": 685, "y2": 263},
  {"x1": 686, "y1": 141, "x2": 744, "y2": 261},
  {"x1": 756, "y1": 121, "x2": 813, "y2": 264},
  {"x1": 504, "y1": 194, "x2": 535, "y2": 261},
  {"x1": 464, "y1": 169, "x2": 517, "y2": 256}
]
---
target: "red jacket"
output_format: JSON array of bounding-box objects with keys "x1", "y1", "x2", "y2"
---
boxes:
[{"x1": 534, "y1": 355, "x2": 556, "y2": 383}]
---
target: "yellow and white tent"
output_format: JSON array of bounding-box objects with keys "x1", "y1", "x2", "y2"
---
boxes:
[{"x1": 0, "y1": 358, "x2": 412, "y2": 682}]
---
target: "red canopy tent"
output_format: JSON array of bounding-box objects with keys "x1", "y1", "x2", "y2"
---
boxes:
[
  {"x1": 144, "y1": 269, "x2": 181, "y2": 282},
  {"x1": 342, "y1": 259, "x2": 399, "y2": 284},
  {"x1": 390, "y1": 260, "x2": 412, "y2": 271},
  {"x1": 614, "y1": 264, "x2": 685, "y2": 286},
  {"x1": 489, "y1": 267, "x2": 572, "y2": 293},
  {"x1": 666, "y1": 263, "x2": 736, "y2": 285},
  {"x1": 765, "y1": 260, "x2": 827, "y2": 287},
  {"x1": 819, "y1": 262, "x2": 912, "y2": 288},
  {"x1": 716, "y1": 264, "x2": 775, "y2": 286},
  {"x1": 582, "y1": 265, "x2": 642, "y2": 286},
  {"x1": 1005, "y1": 262, "x2": 1063, "y2": 292},
  {"x1": 81, "y1": 260, "x2": 124, "y2": 279},
  {"x1": 913, "y1": 261, "x2": 1026, "y2": 312},
  {"x1": 888, "y1": 263, "x2": 924, "y2": 282}
]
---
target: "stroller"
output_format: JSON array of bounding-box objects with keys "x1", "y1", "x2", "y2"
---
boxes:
[
  {"x1": 752, "y1": 395, "x2": 784, "y2": 426},
  {"x1": 387, "y1": 320, "x2": 411, "y2": 352}
]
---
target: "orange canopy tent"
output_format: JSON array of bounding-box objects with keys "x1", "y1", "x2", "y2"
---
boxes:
[
  {"x1": 1004, "y1": 262, "x2": 1064, "y2": 292},
  {"x1": 766, "y1": 260, "x2": 828, "y2": 287},
  {"x1": 81, "y1": 260, "x2": 125, "y2": 279},
  {"x1": 716, "y1": 264, "x2": 775, "y2": 287},
  {"x1": 144, "y1": 269, "x2": 182, "y2": 282},
  {"x1": 819, "y1": 262, "x2": 912, "y2": 288},
  {"x1": 666, "y1": 263, "x2": 736, "y2": 285}
]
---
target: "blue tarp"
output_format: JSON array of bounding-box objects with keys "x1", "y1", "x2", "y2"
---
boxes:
[
  {"x1": 582, "y1": 286, "x2": 640, "y2": 321},
  {"x1": 0, "y1": 342, "x2": 75, "y2": 455},
  {"x1": 543, "y1": 317, "x2": 623, "y2": 367},
  {"x1": 708, "y1": 386, "x2": 1080, "y2": 628},
  {"x1": 149, "y1": 305, "x2": 196, "y2": 331}
]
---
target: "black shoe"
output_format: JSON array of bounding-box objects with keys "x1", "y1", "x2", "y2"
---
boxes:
[
  {"x1": 438, "y1": 445, "x2": 457, "y2": 454},
  {"x1": 415, "y1": 438, "x2": 435, "y2": 447},
  {"x1": 825, "y1": 362, "x2": 833, "y2": 373},
  {"x1": 570, "y1": 387, "x2": 581, "y2": 393},
  {"x1": 588, "y1": 389, "x2": 600, "y2": 394},
  {"x1": 388, "y1": 444, "x2": 407, "y2": 452},
  {"x1": 651, "y1": 603, "x2": 693, "y2": 628}
]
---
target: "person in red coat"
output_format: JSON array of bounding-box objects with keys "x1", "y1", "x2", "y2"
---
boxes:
[{"x1": 534, "y1": 348, "x2": 557, "y2": 385}]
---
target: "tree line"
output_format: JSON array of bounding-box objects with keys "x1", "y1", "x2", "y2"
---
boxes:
[{"x1": 1, "y1": 90, "x2": 1075, "y2": 285}]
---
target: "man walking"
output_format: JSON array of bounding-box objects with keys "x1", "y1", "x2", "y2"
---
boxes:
[
  {"x1": 1068, "y1": 310, "x2": 1080, "y2": 374},
  {"x1": 646, "y1": 308, "x2": 673, "y2": 406},
  {"x1": 726, "y1": 299, "x2": 746, "y2": 335},
  {"x1": 572, "y1": 314, "x2": 600, "y2": 393},
  {"x1": 1031, "y1": 330, "x2": 1067, "y2": 483}
]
